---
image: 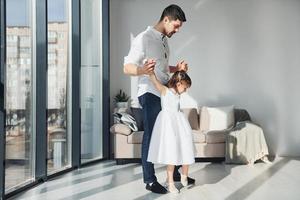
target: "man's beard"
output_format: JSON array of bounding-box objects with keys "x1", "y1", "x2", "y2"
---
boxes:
[{"x1": 167, "y1": 32, "x2": 174, "y2": 38}]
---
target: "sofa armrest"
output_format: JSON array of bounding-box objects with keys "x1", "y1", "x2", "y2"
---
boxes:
[
  {"x1": 204, "y1": 126, "x2": 234, "y2": 144},
  {"x1": 205, "y1": 126, "x2": 234, "y2": 135},
  {"x1": 110, "y1": 124, "x2": 132, "y2": 136},
  {"x1": 113, "y1": 107, "x2": 132, "y2": 114}
]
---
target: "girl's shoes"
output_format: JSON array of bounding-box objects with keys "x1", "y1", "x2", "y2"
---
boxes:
[
  {"x1": 166, "y1": 182, "x2": 179, "y2": 194},
  {"x1": 181, "y1": 174, "x2": 188, "y2": 187}
]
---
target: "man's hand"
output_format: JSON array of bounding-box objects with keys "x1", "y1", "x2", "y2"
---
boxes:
[
  {"x1": 123, "y1": 58, "x2": 156, "y2": 76},
  {"x1": 141, "y1": 58, "x2": 156, "y2": 75},
  {"x1": 176, "y1": 60, "x2": 188, "y2": 72}
]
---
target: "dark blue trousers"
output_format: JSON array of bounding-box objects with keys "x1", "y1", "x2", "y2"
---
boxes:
[{"x1": 138, "y1": 93, "x2": 161, "y2": 184}]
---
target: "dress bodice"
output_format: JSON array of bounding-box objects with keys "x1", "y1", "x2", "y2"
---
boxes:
[{"x1": 161, "y1": 88, "x2": 180, "y2": 112}]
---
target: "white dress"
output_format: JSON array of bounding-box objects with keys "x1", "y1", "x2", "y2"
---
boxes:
[{"x1": 147, "y1": 88, "x2": 195, "y2": 165}]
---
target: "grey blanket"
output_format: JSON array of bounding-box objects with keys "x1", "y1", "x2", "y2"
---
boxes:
[{"x1": 225, "y1": 121, "x2": 269, "y2": 164}]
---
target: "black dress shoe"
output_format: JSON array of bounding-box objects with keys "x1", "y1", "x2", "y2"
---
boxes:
[
  {"x1": 173, "y1": 176, "x2": 195, "y2": 185},
  {"x1": 145, "y1": 181, "x2": 168, "y2": 194}
]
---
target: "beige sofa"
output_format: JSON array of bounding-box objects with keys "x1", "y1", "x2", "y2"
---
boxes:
[{"x1": 110, "y1": 107, "x2": 250, "y2": 164}]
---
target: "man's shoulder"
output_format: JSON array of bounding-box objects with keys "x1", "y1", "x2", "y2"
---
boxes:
[{"x1": 133, "y1": 27, "x2": 155, "y2": 43}]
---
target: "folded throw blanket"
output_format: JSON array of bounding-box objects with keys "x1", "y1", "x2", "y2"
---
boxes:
[{"x1": 225, "y1": 121, "x2": 269, "y2": 164}]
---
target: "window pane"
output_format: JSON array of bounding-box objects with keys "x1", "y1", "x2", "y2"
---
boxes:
[
  {"x1": 5, "y1": 0, "x2": 34, "y2": 192},
  {"x1": 80, "y1": 0, "x2": 103, "y2": 163},
  {"x1": 47, "y1": 0, "x2": 71, "y2": 173}
]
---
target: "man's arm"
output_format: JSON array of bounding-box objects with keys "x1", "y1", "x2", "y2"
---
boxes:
[
  {"x1": 169, "y1": 60, "x2": 188, "y2": 73},
  {"x1": 123, "y1": 63, "x2": 145, "y2": 76},
  {"x1": 169, "y1": 65, "x2": 177, "y2": 73},
  {"x1": 124, "y1": 59, "x2": 156, "y2": 76}
]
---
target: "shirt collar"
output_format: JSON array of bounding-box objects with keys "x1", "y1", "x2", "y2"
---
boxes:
[{"x1": 148, "y1": 26, "x2": 166, "y2": 41}]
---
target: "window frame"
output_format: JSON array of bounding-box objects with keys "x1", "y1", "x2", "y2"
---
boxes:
[{"x1": 0, "y1": 0, "x2": 110, "y2": 198}]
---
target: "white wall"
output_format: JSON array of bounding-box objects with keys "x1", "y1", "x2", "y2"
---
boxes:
[{"x1": 110, "y1": 0, "x2": 300, "y2": 156}]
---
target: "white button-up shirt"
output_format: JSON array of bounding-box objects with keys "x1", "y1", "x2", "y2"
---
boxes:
[{"x1": 124, "y1": 26, "x2": 170, "y2": 98}]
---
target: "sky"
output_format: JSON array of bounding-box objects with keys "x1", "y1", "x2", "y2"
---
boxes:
[{"x1": 7, "y1": 0, "x2": 67, "y2": 26}]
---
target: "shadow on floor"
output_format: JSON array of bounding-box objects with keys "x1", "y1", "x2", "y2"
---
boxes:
[
  {"x1": 58, "y1": 164, "x2": 166, "y2": 200},
  {"x1": 225, "y1": 157, "x2": 290, "y2": 200},
  {"x1": 134, "y1": 161, "x2": 237, "y2": 200}
]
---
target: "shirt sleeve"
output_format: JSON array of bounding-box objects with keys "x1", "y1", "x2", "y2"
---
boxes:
[{"x1": 124, "y1": 34, "x2": 146, "y2": 66}]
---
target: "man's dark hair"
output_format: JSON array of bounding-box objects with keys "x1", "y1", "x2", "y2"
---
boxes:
[{"x1": 159, "y1": 4, "x2": 186, "y2": 22}]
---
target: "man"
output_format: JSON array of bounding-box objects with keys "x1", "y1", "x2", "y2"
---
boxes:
[{"x1": 123, "y1": 4, "x2": 195, "y2": 194}]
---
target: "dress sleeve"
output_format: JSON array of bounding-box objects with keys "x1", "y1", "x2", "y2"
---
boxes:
[{"x1": 161, "y1": 87, "x2": 169, "y2": 96}]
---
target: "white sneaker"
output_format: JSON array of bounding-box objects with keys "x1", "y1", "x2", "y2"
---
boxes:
[
  {"x1": 181, "y1": 174, "x2": 188, "y2": 187},
  {"x1": 261, "y1": 155, "x2": 272, "y2": 164},
  {"x1": 166, "y1": 182, "x2": 179, "y2": 194}
]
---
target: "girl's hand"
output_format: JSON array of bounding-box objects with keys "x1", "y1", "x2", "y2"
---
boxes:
[
  {"x1": 142, "y1": 58, "x2": 156, "y2": 75},
  {"x1": 176, "y1": 60, "x2": 188, "y2": 72},
  {"x1": 149, "y1": 70, "x2": 155, "y2": 76}
]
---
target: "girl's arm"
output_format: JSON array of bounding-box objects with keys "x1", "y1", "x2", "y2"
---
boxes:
[{"x1": 149, "y1": 72, "x2": 167, "y2": 95}]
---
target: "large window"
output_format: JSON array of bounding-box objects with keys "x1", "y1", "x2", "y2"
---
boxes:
[
  {"x1": 47, "y1": 0, "x2": 71, "y2": 174},
  {"x1": 5, "y1": 0, "x2": 35, "y2": 192},
  {"x1": 0, "y1": 0, "x2": 109, "y2": 197},
  {"x1": 80, "y1": 0, "x2": 103, "y2": 163}
]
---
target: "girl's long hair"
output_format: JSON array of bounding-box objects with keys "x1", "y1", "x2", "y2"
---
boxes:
[{"x1": 167, "y1": 70, "x2": 192, "y2": 90}]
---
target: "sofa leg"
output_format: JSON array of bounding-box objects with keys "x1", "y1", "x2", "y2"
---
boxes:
[
  {"x1": 115, "y1": 158, "x2": 142, "y2": 165},
  {"x1": 116, "y1": 159, "x2": 126, "y2": 165}
]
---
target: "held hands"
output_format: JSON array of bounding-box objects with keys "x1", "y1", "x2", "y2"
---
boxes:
[
  {"x1": 176, "y1": 60, "x2": 188, "y2": 72},
  {"x1": 142, "y1": 58, "x2": 156, "y2": 75}
]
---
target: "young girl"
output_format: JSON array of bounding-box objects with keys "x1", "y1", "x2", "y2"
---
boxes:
[{"x1": 147, "y1": 70, "x2": 195, "y2": 193}]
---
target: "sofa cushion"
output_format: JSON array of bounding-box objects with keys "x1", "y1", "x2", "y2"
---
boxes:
[
  {"x1": 234, "y1": 109, "x2": 251, "y2": 124},
  {"x1": 199, "y1": 106, "x2": 210, "y2": 131},
  {"x1": 205, "y1": 130, "x2": 226, "y2": 143},
  {"x1": 127, "y1": 130, "x2": 206, "y2": 144},
  {"x1": 127, "y1": 131, "x2": 144, "y2": 144},
  {"x1": 181, "y1": 108, "x2": 199, "y2": 130},
  {"x1": 200, "y1": 105, "x2": 235, "y2": 131},
  {"x1": 192, "y1": 130, "x2": 206, "y2": 143},
  {"x1": 110, "y1": 124, "x2": 132, "y2": 136}
]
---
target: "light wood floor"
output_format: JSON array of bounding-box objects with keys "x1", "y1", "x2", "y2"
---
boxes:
[{"x1": 11, "y1": 157, "x2": 300, "y2": 200}]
